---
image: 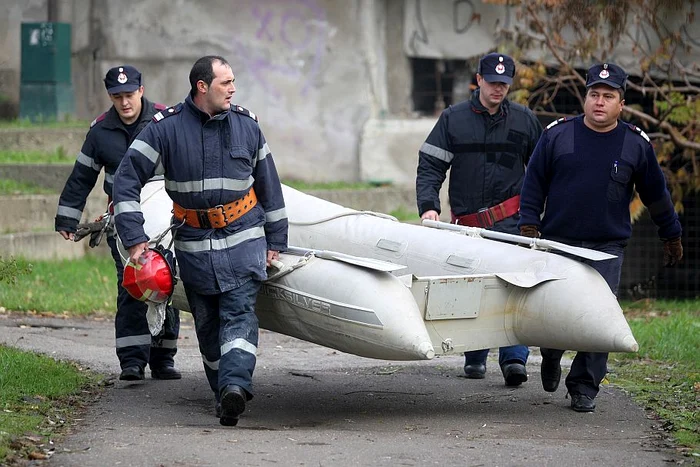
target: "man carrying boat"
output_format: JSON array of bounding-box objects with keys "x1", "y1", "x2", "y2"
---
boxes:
[
  {"x1": 416, "y1": 53, "x2": 543, "y2": 386},
  {"x1": 113, "y1": 55, "x2": 288, "y2": 426}
]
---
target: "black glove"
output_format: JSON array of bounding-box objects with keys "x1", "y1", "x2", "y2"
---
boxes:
[
  {"x1": 520, "y1": 225, "x2": 541, "y2": 238},
  {"x1": 89, "y1": 228, "x2": 105, "y2": 248},
  {"x1": 663, "y1": 237, "x2": 683, "y2": 267},
  {"x1": 74, "y1": 220, "x2": 106, "y2": 243},
  {"x1": 75, "y1": 216, "x2": 112, "y2": 248}
]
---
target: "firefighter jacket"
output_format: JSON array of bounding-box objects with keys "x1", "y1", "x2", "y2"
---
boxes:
[
  {"x1": 55, "y1": 98, "x2": 165, "y2": 233},
  {"x1": 113, "y1": 96, "x2": 288, "y2": 295},
  {"x1": 416, "y1": 89, "x2": 543, "y2": 217},
  {"x1": 519, "y1": 115, "x2": 682, "y2": 242}
]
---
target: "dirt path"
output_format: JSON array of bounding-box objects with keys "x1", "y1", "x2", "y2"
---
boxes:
[{"x1": 0, "y1": 313, "x2": 680, "y2": 467}]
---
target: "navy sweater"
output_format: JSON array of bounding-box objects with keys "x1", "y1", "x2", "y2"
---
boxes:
[{"x1": 519, "y1": 116, "x2": 681, "y2": 242}]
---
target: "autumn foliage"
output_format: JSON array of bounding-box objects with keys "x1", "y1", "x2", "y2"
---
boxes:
[{"x1": 490, "y1": 0, "x2": 698, "y2": 217}]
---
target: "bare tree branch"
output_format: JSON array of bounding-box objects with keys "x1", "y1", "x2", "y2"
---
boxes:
[{"x1": 623, "y1": 106, "x2": 700, "y2": 151}]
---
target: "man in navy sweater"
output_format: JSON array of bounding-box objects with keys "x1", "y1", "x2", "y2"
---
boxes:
[{"x1": 518, "y1": 62, "x2": 683, "y2": 412}]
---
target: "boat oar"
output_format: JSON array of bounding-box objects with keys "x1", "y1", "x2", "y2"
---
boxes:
[
  {"x1": 287, "y1": 246, "x2": 406, "y2": 272},
  {"x1": 421, "y1": 219, "x2": 616, "y2": 261}
]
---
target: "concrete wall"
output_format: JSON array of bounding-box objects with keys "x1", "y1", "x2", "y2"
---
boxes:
[
  {"x1": 2, "y1": 1, "x2": 698, "y2": 187},
  {"x1": 0, "y1": 128, "x2": 84, "y2": 155},
  {"x1": 0, "y1": 0, "x2": 46, "y2": 102},
  {"x1": 84, "y1": 0, "x2": 390, "y2": 182},
  {"x1": 0, "y1": 0, "x2": 404, "y2": 184}
]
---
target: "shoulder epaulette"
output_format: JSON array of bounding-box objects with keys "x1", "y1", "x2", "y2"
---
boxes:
[
  {"x1": 152, "y1": 103, "x2": 182, "y2": 123},
  {"x1": 233, "y1": 105, "x2": 259, "y2": 122},
  {"x1": 545, "y1": 117, "x2": 572, "y2": 131},
  {"x1": 154, "y1": 103, "x2": 167, "y2": 111},
  {"x1": 626, "y1": 123, "x2": 650, "y2": 143},
  {"x1": 90, "y1": 112, "x2": 107, "y2": 128}
]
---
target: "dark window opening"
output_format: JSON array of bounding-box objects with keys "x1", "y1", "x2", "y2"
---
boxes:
[{"x1": 410, "y1": 58, "x2": 475, "y2": 116}]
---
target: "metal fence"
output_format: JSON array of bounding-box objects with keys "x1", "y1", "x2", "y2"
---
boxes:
[{"x1": 621, "y1": 193, "x2": 699, "y2": 299}]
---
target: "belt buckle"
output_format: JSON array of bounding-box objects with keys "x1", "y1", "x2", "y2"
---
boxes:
[
  {"x1": 196, "y1": 209, "x2": 212, "y2": 229},
  {"x1": 215, "y1": 204, "x2": 230, "y2": 227},
  {"x1": 477, "y1": 208, "x2": 494, "y2": 228}
]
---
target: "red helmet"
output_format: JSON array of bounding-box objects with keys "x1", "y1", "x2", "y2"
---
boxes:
[{"x1": 122, "y1": 248, "x2": 175, "y2": 304}]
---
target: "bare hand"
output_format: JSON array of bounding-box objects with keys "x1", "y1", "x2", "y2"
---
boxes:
[
  {"x1": 128, "y1": 242, "x2": 149, "y2": 264},
  {"x1": 267, "y1": 250, "x2": 280, "y2": 267},
  {"x1": 421, "y1": 210, "x2": 440, "y2": 221},
  {"x1": 58, "y1": 230, "x2": 75, "y2": 241}
]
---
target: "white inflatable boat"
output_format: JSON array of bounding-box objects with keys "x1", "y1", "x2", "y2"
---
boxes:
[{"x1": 117, "y1": 180, "x2": 638, "y2": 361}]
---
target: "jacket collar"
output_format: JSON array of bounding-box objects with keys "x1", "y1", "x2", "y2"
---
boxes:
[
  {"x1": 470, "y1": 88, "x2": 510, "y2": 117},
  {"x1": 184, "y1": 95, "x2": 229, "y2": 123},
  {"x1": 103, "y1": 97, "x2": 153, "y2": 130}
]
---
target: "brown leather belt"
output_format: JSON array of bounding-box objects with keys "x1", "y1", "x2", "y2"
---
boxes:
[
  {"x1": 451, "y1": 195, "x2": 520, "y2": 228},
  {"x1": 173, "y1": 188, "x2": 257, "y2": 229}
]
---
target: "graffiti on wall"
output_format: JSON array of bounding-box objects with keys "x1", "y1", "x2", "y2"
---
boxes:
[
  {"x1": 405, "y1": 0, "x2": 514, "y2": 59},
  {"x1": 234, "y1": 0, "x2": 328, "y2": 99}
]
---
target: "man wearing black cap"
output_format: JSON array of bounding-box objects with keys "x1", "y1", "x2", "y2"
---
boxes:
[
  {"x1": 417, "y1": 52, "x2": 543, "y2": 386},
  {"x1": 56, "y1": 65, "x2": 182, "y2": 382},
  {"x1": 518, "y1": 62, "x2": 683, "y2": 412}
]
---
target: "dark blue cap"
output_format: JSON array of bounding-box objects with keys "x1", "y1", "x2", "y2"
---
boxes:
[
  {"x1": 104, "y1": 65, "x2": 142, "y2": 94},
  {"x1": 477, "y1": 53, "x2": 515, "y2": 85},
  {"x1": 586, "y1": 63, "x2": 627, "y2": 90}
]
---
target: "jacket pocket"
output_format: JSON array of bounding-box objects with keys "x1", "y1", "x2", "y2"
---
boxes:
[
  {"x1": 606, "y1": 163, "x2": 632, "y2": 202},
  {"x1": 229, "y1": 146, "x2": 253, "y2": 177}
]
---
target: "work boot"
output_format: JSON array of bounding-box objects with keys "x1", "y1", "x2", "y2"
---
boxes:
[
  {"x1": 463, "y1": 363, "x2": 486, "y2": 379},
  {"x1": 501, "y1": 362, "x2": 528, "y2": 387},
  {"x1": 151, "y1": 365, "x2": 182, "y2": 380},
  {"x1": 541, "y1": 357, "x2": 562, "y2": 392},
  {"x1": 570, "y1": 393, "x2": 596, "y2": 412},
  {"x1": 219, "y1": 385, "x2": 247, "y2": 426},
  {"x1": 119, "y1": 366, "x2": 145, "y2": 381}
]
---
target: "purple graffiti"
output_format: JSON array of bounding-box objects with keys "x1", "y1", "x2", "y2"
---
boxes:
[
  {"x1": 252, "y1": 6, "x2": 276, "y2": 41},
  {"x1": 238, "y1": 0, "x2": 327, "y2": 99}
]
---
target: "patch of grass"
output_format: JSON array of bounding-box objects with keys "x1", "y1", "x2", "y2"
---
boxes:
[
  {"x1": 621, "y1": 300, "x2": 699, "y2": 363},
  {"x1": 0, "y1": 178, "x2": 57, "y2": 195},
  {"x1": 388, "y1": 206, "x2": 420, "y2": 223},
  {"x1": 0, "y1": 256, "x2": 116, "y2": 316},
  {"x1": 0, "y1": 345, "x2": 102, "y2": 464},
  {"x1": 0, "y1": 149, "x2": 75, "y2": 164},
  {"x1": 609, "y1": 300, "x2": 700, "y2": 461}
]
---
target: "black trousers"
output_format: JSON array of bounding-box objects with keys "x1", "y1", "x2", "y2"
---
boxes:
[
  {"x1": 107, "y1": 235, "x2": 180, "y2": 370},
  {"x1": 541, "y1": 240, "x2": 625, "y2": 399}
]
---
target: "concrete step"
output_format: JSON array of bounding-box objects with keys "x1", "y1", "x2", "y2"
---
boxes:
[
  {"x1": 0, "y1": 127, "x2": 85, "y2": 156},
  {"x1": 0, "y1": 164, "x2": 75, "y2": 193},
  {"x1": 0, "y1": 231, "x2": 111, "y2": 260},
  {"x1": 1, "y1": 185, "x2": 437, "y2": 260},
  {"x1": 0, "y1": 193, "x2": 109, "y2": 233}
]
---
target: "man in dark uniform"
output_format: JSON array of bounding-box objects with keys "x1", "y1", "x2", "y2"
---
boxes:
[
  {"x1": 518, "y1": 62, "x2": 683, "y2": 412},
  {"x1": 56, "y1": 66, "x2": 181, "y2": 382},
  {"x1": 416, "y1": 53, "x2": 542, "y2": 386},
  {"x1": 113, "y1": 55, "x2": 288, "y2": 427}
]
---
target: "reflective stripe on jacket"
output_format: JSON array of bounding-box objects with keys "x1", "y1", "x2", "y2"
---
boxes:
[
  {"x1": 55, "y1": 98, "x2": 164, "y2": 232},
  {"x1": 416, "y1": 89, "x2": 543, "y2": 217},
  {"x1": 113, "y1": 96, "x2": 288, "y2": 294}
]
